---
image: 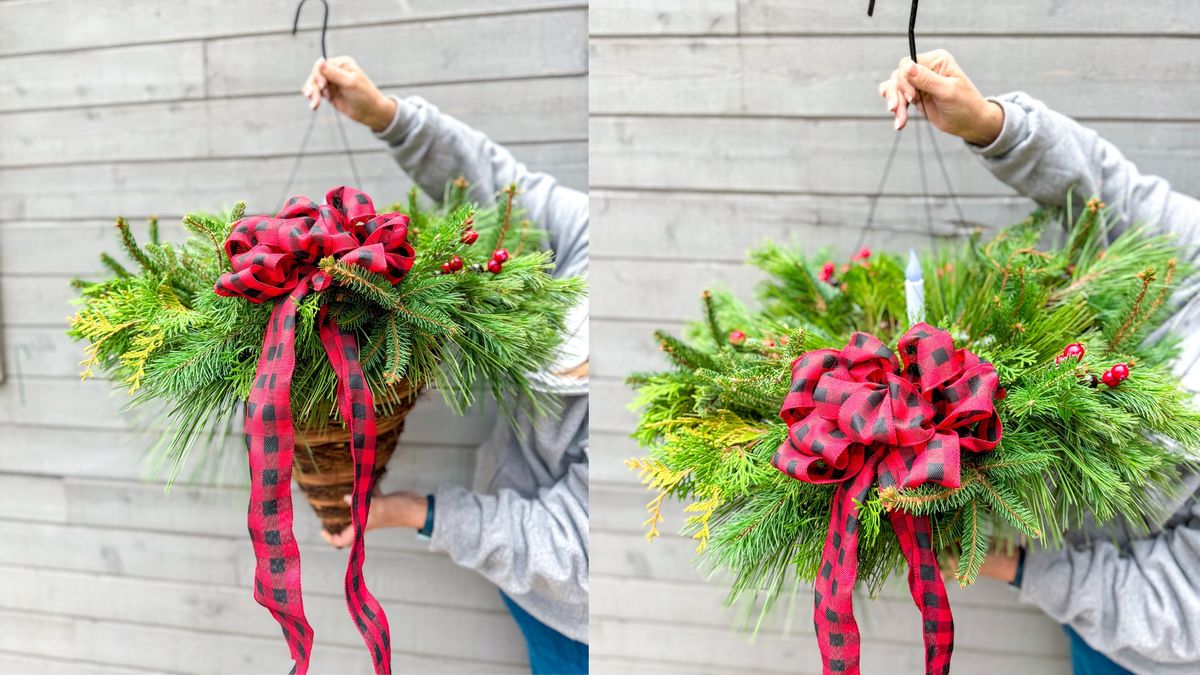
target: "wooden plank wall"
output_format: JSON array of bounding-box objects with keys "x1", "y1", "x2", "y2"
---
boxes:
[
  {"x1": 588, "y1": 2, "x2": 1200, "y2": 673},
  {"x1": 0, "y1": 1, "x2": 586, "y2": 672}
]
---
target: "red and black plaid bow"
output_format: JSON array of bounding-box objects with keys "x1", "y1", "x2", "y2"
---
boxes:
[
  {"x1": 215, "y1": 186, "x2": 415, "y2": 674},
  {"x1": 772, "y1": 323, "x2": 1002, "y2": 675}
]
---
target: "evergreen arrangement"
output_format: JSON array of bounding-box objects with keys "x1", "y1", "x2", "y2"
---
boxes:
[
  {"x1": 70, "y1": 181, "x2": 585, "y2": 482},
  {"x1": 627, "y1": 197, "x2": 1200, "y2": 627}
]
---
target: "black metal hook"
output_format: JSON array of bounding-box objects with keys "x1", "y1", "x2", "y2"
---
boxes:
[
  {"x1": 867, "y1": 0, "x2": 920, "y2": 63},
  {"x1": 292, "y1": 0, "x2": 330, "y2": 60}
]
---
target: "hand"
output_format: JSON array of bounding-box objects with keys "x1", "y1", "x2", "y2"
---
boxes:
[
  {"x1": 944, "y1": 547, "x2": 1022, "y2": 584},
  {"x1": 301, "y1": 55, "x2": 398, "y2": 133},
  {"x1": 877, "y1": 49, "x2": 1004, "y2": 146},
  {"x1": 320, "y1": 490, "x2": 429, "y2": 548}
]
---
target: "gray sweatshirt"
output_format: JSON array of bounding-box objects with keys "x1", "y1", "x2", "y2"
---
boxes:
[
  {"x1": 375, "y1": 96, "x2": 590, "y2": 643},
  {"x1": 971, "y1": 92, "x2": 1200, "y2": 672}
]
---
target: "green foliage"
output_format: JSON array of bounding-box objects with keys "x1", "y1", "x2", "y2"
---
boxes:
[
  {"x1": 70, "y1": 183, "x2": 584, "y2": 484},
  {"x1": 627, "y1": 200, "x2": 1200, "y2": 624}
]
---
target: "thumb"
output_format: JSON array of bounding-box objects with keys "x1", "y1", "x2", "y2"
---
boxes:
[
  {"x1": 319, "y1": 59, "x2": 357, "y2": 88},
  {"x1": 906, "y1": 61, "x2": 954, "y2": 98}
]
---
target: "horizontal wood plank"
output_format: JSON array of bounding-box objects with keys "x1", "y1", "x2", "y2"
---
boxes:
[
  {"x1": 0, "y1": 76, "x2": 587, "y2": 168},
  {"x1": 205, "y1": 9, "x2": 587, "y2": 99},
  {"x1": 589, "y1": 0, "x2": 738, "y2": 36},
  {"x1": 592, "y1": 191, "x2": 1034, "y2": 262},
  {"x1": 0, "y1": 377, "x2": 497, "y2": 448},
  {"x1": 590, "y1": 576, "x2": 1062, "y2": 654},
  {"x1": 0, "y1": 42, "x2": 205, "y2": 113},
  {"x1": 589, "y1": 117, "x2": 1200, "y2": 196},
  {"x1": 0, "y1": 651, "x2": 153, "y2": 675},
  {"x1": 0, "y1": 565, "x2": 524, "y2": 661},
  {"x1": 0, "y1": 608, "x2": 524, "y2": 673},
  {"x1": 591, "y1": 37, "x2": 1200, "y2": 119},
  {"x1": 0, "y1": 141, "x2": 585, "y2": 222},
  {"x1": 0, "y1": 420, "x2": 478, "y2": 487},
  {"x1": 0, "y1": 519, "x2": 503, "y2": 609},
  {"x1": 590, "y1": 616, "x2": 1067, "y2": 674},
  {"x1": 0, "y1": 0, "x2": 583, "y2": 56},
  {"x1": 737, "y1": 1, "x2": 1200, "y2": 36}
]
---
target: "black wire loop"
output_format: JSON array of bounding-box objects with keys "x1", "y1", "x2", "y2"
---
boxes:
[
  {"x1": 867, "y1": 0, "x2": 919, "y2": 62},
  {"x1": 279, "y1": 0, "x2": 364, "y2": 207},
  {"x1": 293, "y1": 0, "x2": 330, "y2": 60},
  {"x1": 858, "y1": 0, "x2": 966, "y2": 317}
]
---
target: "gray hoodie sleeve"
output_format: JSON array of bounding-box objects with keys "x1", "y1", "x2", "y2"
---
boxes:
[
  {"x1": 969, "y1": 92, "x2": 1200, "y2": 664},
  {"x1": 374, "y1": 95, "x2": 590, "y2": 633},
  {"x1": 375, "y1": 95, "x2": 588, "y2": 279}
]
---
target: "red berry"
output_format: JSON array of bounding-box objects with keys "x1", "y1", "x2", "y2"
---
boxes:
[
  {"x1": 487, "y1": 259, "x2": 503, "y2": 274},
  {"x1": 448, "y1": 255, "x2": 464, "y2": 271},
  {"x1": 1110, "y1": 363, "x2": 1130, "y2": 380},
  {"x1": 460, "y1": 229, "x2": 479, "y2": 245},
  {"x1": 1063, "y1": 343, "x2": 1086, "y2": 359},
  {"x1": 1101, "y1": 370, "x2": 1119, "y2": 388},
  {"x1": 728, "y1": 330, "x2": 746, "y2": 346},
  {"x1": 440, "y1": 262, "x2": 453, "y2": 275},
  {"x1": 492, "y1": 248, "x2": 510, "y2": 263},
  {"x1": 819, "y1": 262, "x2": 835, "y2": 283},
  {"x1": 856, "y1": 246, "x2": 872, "y2": 260}
]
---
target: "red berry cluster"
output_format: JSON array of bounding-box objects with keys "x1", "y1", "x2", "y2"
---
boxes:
[
  {"x1": 1101, "y1": 362, "x2": 1131, "y2": 388},
  {"x1": 818, "y1": 247, "x2": 871, "y2": 286},
  {"x1": 440, "y1": 255, "x2": 464, "y2": 274},
  {"x1": 486, "y1": 248, "x2": 510, "y2": 274},
  {"x1": 1055, "y1": 342, "x2": 1086, "y2": 365},
  {"x1": 461, "y1": 217, "x2": 479, "y2": 245}
]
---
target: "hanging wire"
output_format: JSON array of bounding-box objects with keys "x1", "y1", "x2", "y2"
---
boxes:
[
  {"x1": 278, "y1": 0, "x2": 363, "y2": 208},
  {"x1": 857, "y1": 0, "x2": 969, "y2": 251},
  {"x1": 853, "y1": 130, "x2": 904, "y2": 253}
]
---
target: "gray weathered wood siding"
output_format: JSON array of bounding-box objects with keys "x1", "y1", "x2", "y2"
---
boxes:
[
  {"x1": 589, "y1": 2, "x2": 1200, "y2": 673},
  {"x1": 0, "y1": 1, "x2": 586, "y2": 672}
]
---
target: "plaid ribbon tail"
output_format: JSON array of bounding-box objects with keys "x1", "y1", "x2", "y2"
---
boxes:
[
  {"x1": 889, "y1": 510, "x2": 954, "y2": 675},
  {"x1": 319, "y1": 308, "x2": 393, "y2": 674},
  {"x1": 246, "y1": 295, "x2": 314, "y2": 675},
  {"x1": 812, "y1": 454, "x2": 880, "y2": 675}
]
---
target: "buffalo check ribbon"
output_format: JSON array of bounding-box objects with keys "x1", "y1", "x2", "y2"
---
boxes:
[
  {"x1": 772, "y1": 323, "x2": 1003, "y2": 675},
  {"x1": 215, "y1": 186, "x2": 415, "y2": 674}
]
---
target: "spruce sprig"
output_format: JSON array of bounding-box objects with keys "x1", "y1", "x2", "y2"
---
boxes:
[
  {"x1": 70, "y1": 185, "x2": 584, "y2": 484},
  {"x1": 627, "y1": 200, "x2": 1199, "y2": 625}
]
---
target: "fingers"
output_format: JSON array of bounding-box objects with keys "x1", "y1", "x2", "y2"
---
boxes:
[
  {"x1": 879, "y1": 70, "x2": 914, "y2": 130},
  {"x1": 319, "y1": 58, "x2": 357, "y2": 88},
  {"x1": 320, "y1": 524, "x2": 356, "y2": 548},
  {"x1": 902, "y1": 59, "x2": 955, "y2": 98},
  {"x1": 301, "y1": 58, "x2": 324, "y2": 109}
]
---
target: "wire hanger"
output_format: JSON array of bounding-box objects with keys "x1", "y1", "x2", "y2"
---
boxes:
[
  {"x1": 855, "y1": 0, "x2": 966, "y2": 254},
  {"x1": 278, "y1": 0, "x2": 364, "y2": 208}
]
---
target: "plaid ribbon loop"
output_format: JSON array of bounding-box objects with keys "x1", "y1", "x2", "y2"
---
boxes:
[
  {"x1": 216, "y1": 187, "x2": 414, "y2": 674},
  {"x1": 772, "y1": 323, "x2": 1003, "y2": 675}
]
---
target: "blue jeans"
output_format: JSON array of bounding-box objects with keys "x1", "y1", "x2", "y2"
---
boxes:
[
  {"x1": 1065, "y1": 626, "x2": 1132, "y2": 675},
  {"x1": 501, "y1": 592, "x2": 588, "y2": 674}
]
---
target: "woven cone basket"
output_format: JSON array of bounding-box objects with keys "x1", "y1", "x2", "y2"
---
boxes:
[{"x1": 293, "y1": 380, "x2": 421, "y2": 534}]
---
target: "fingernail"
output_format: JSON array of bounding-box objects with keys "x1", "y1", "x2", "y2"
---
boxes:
[
  {"x1": 887, "y1": 96, "x2": 897, "y2": 111},
  {"x1": 894, "y1": 117, "x2": 903, "y2": 130},
  {"x1": 904, "y1": 92, "x2": 913, "y2": 103},
  {"x1": 908, "y1": 62, "x2": 919, "y2": 76}
]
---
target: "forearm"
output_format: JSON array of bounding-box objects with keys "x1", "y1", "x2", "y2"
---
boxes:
[
  {"x1": 970, "y1": 92, "x2": 1200, "y2": 252},
  {"x1": 429, "y1": 459, "x2": 589, "y2": 604},
  {"x1": 1018, "y1": 504, "x2": 1200, "y2": 663},
  {"x1": 375, "y1": 95, "x2": 589, "y2": 278}
]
